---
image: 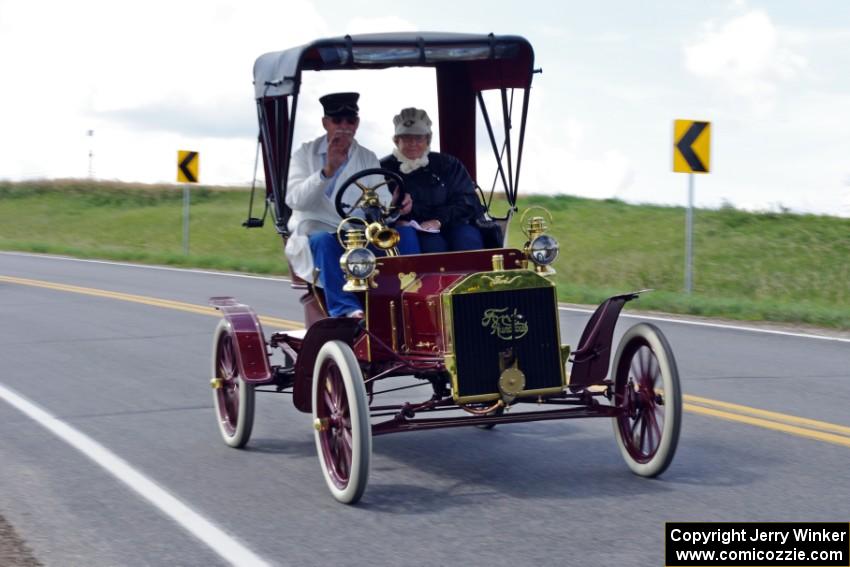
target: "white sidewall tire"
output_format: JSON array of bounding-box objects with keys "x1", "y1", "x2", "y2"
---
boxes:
[
  {"x1": 212, "y1": 319, "x2": 255, "y2": 448},
  {"x1": 312, "y1": 340, "x2": 372, "y2": 504},
  {"x1": 612, "y1": 323, "x2": 682, "y2": 477}
]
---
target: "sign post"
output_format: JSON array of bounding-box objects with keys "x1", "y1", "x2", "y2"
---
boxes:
[
  {"x1": 673, "y1": 120, "x2": 711, "y2": 294},
  {"x1": 177, "y1": 150, "x2": 199, "y2": 255}
]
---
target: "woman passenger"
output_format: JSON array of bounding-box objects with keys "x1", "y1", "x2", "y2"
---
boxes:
[{"x1": 380, "y1": 108, "x2": 484, "y2": 253}]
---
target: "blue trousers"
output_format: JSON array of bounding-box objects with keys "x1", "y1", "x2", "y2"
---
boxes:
[
  {"x1": 417, "y1": 223, "x2": 484, "y2": 254},
  {"x1": 309, "y1": 225, "x2": 420, "y2": 317}
]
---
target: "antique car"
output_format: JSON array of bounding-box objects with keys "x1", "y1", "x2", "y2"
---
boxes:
[{"x1": 209, "y1": 32, "x2": 682, "y2": 504}]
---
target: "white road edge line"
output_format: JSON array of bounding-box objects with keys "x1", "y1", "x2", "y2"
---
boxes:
[
  {"x1": 557, "y1": 306, "x2": 850, "y2": 343},
  {"x1": 3, "y1": 251, "x2": 848, "y2": 344},
  {"x1": 0, "y1": 251, "x2": 286, "y2": 282},
  {"x1": 0, "y1": 381, "x2": 272, "y2": 567}
]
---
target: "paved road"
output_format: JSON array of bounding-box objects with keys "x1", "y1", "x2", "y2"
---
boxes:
[{"x1": 1, "y1": 252, "x2": 848, "y2": 566}]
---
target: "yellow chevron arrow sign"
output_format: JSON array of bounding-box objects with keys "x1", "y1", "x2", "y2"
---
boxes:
[
  {"x1": 673, "y1": 120, "x2": 711, "y2": 174},
  {"x1": 177, "y1": 150, "x2": 199, "y2": 183}
]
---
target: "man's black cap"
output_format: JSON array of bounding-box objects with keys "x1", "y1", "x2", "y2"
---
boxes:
[{"x1": 320, "y1": 92, "x2": 359, "y2": 117}]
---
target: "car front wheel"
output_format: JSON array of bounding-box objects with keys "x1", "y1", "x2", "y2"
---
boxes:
[
  {"x1": 612, "y1": 323, "x2": 682, "y2": 477},
  {"x1": 211, "y1": 319, "x2": 255, "y2": 448},
  {"x1": 311, "y1": 340, "x2": 372, "y2": 504}
]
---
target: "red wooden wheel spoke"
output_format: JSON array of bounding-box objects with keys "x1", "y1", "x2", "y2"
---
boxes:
[
  {"x1": 635, "y1": 347, "x2": 646, "y2": 384},
  {"x1": 648, "y1": 408, "x2": 663, "y2": 452},
  {"x1": 331, "y1": 431, "x2": 348, "y2": 481},
  {"x1": 330, "y1": 370, "x2": 344, "y2": 409},
  {"x1": 226, "y1": 347, "x2": 235, "y2": 376},
  {"x1": 337, "y1": 448, "x2": 350, "y2": 479},
  {"x1": 637, "y1": 347, "x2": 647, "y2": 379},
  {"x1": 218, "y1": 338, "x2": 228, "y2": 371},
  {"x1": 643, "y1": 410, "x2": 655, "y2": 456},
  {"x1": 226, "y1": 385, "x2": 238, "y2": 421},
  {"x1": 639, "y1": 410, "x2": 649, "y2": 452},
  {"x1": 340, "y1": 431, "x2": 353, "y2": 469},
  {"x1": 646, "y1": 347, "x2": 657, "y2": 381},
  {"x1": 630, "y1": 407, "x2": 642, "y2": 438},
  {"x1": 650, "y1": 355, "x2": 660, "y2": 384},
  {"x1": 336, "y1": 380, "x2": 348, "y2": 413},
  {"x1": 323, "y1": 389, "x2": 336, "y2": 414}
]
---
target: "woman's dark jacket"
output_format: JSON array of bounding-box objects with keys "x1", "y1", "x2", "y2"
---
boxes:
[{"x1": 380, "y1": 152, "x2": 481, "y2": 228}]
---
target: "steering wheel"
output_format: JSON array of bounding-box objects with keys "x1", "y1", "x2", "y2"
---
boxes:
[{"x1": 334, "y1": 168, "x2": 406, "y2": 225}]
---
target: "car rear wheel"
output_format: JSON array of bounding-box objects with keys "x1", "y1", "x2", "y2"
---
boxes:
[
  {"x1": 211, "y1": 319, "x2": 255, "y2": 448},
  {"x1": 612, "y1": 323, "x2": 681, "y2": 477},
  {"x1": 312, "y1": 340, "x2": 372, "y2": 504}
]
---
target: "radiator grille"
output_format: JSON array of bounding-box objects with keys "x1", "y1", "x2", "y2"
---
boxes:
[{"x1": 450, "y1": 287, "x2": 562, "y2": 399}]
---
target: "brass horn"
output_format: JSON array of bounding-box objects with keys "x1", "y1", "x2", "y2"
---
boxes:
[
  {"x1": 337, "y1": 216, "x2": 400, "y2": 256},
  {"x1": 365, "y1": 222, "x2": 400, "y2": 255}
]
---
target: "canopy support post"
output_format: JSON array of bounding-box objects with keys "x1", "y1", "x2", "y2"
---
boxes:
[{"x1": 477, "y1": 92, "x2": 511, "y2": 200}]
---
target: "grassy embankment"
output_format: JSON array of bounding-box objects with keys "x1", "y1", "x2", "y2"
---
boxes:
[{"x1": 1, "y1": 180, "x2": 848, "y2": 329}]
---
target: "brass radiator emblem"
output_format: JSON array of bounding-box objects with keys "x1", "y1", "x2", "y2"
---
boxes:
[{"x1": 481, "y1": 307, "x2": 529, "y2": 340}]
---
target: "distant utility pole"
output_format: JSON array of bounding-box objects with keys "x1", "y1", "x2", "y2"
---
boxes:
[{"x1": 87, "y1": 129, "x2": 95, "y2": 178}]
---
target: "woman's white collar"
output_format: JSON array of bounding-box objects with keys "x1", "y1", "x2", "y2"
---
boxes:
[{"x1": 393, "y1": 147, "x2": 430, "y2": 174}]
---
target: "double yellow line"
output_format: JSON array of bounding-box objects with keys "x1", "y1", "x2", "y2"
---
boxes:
[
  {"x1": 684, "y1": 394, "x2": 850, "y2": 448},
  {"x1": 3, "y1": 274, "x2": 849, "y2": 448},
  {"x1": 0, "y1": 275, "x2": 301, "y2": 331}
]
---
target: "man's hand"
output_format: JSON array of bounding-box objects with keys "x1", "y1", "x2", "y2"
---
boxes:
[
  {"x1": 393, "y1": 187, "x2": 413, "y2": 216},
  {"x1": 323, "y1": 132, "x2": 352, "y2": 177}
]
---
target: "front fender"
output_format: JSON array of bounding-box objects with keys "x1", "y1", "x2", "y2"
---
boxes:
[
  {"x1": 209, "y1": 297, "x2": 272, "y2": 384},
  {"x1": 569, "y1": 291, "x2": 645, "y2": 386},
  {"x1": 292, "y1": 318, "x2": 362, "y2": 413}
]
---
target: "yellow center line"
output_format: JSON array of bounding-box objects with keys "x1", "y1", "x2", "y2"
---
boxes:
[
  {"x1": 3, "y1": 274, "x2": 849, "y2": 447},
  {"x1": 684, "y1": 393, "x2": 850, "y2": 437},
  {"x1": 684, "y1": 403, "x2": 850, "y2": 448},
  {"x1": 0, "y1": 275, "x2": 301, "y2": 330}
]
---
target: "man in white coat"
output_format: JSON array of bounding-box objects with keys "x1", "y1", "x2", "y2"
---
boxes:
[{"x1": 285, "y1": 92, "x2": 419, "y2": 318}]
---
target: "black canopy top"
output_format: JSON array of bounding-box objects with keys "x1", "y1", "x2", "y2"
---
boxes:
[{"x1": 253, "y1": 32, "x2": 535, "y2": 98}]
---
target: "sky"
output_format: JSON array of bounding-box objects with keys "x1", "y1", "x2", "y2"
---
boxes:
[{"x1": 1, "y1": 0, "x2": 849, "y2": 217}]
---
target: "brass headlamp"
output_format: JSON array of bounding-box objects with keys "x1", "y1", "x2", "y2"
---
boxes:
[
  {"x1": 337, "y1": 218, "x2": 377, "y2": 292},
  {"x1": 520, "y1": 207, "x2": 559, "y2": 276}
]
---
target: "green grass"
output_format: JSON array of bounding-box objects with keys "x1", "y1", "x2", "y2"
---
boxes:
[
  {"x1": 517, "y1": 195, "x2": 850, "y2": 328},
  {"x1": 0, "y1": 179, "x2": 285, "y2": 273},
  {"x1": 2, "y1": 180, "x2": 849, "y2": 329}
]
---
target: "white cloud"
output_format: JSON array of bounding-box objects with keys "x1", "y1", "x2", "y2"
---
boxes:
[
  {"x1": 684, "y1": 10, "x2": 806, "y2": 109},
  {"x1": 0, "y1": 0, "x2": 327, "y2": 182}
]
